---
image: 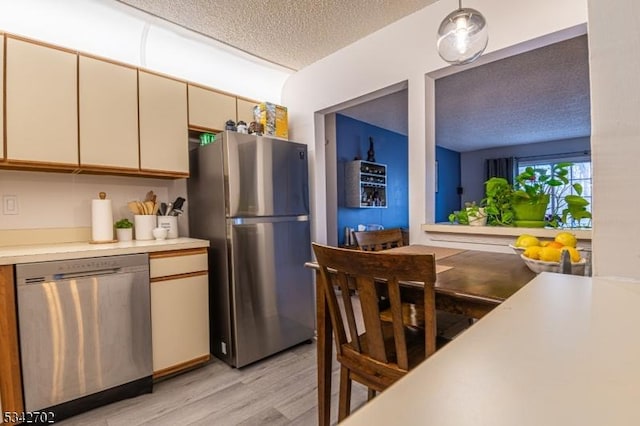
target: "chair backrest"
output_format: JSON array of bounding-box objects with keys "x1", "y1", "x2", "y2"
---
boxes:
[
  {"x1": 312, "y1": 243, "x2": 437, "y2": 370},
  {"x1": 352, "y1": 229, "x2": 404, "y2": 251}
]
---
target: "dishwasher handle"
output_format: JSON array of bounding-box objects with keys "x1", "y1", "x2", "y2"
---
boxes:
[{"x1": 53, "y1": 268, "x2": 122, "y2": 281}]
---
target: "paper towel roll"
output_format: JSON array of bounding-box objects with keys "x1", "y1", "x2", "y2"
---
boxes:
[{"x1": 91, "y1": 193, "x2": 114, "y2": 242}]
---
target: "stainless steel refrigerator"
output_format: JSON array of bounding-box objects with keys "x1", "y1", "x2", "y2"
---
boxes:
[{"x1": 187, "y1": 131, "x2": 314, "y2": 367}]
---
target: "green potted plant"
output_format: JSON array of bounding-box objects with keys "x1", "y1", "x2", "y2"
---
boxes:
[
  {"x1": 512, "y1": 162, "x2": 591, "y2": 228},
  {"x1": 449, "y1": 201, "x2": 486, "y2": 225},
  {"x1": 483, "y1": 177, "x2": 515, "y2": 226},
  {"x1": 512, "y1": 163, "x2": 567, "y2": 227},
  {"x1": 115, "y1": 218, "x2": 134, "y2": 241}
]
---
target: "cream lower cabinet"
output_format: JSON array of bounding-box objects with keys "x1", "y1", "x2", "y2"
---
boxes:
[
  {"x1": 149, "y1": 248, "x2": 210, "y2": 378},
  {"x1": 5, "y1": 37, "x2": 78, "y2": 167},
  {"x1": 138, "y1": 71, "x2": 189, "y2": 176}
]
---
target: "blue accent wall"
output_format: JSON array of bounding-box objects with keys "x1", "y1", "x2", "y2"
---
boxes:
[
  {"x1": 336, "y1": 114, "x2": 408, "y2": 245},
  {"x1": 435, "y1": 146, "x2": 461, "y2": 223}
]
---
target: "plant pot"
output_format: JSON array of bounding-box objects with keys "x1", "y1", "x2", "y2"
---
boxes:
[
  {"x1": 467, "y1": 207, "x2": 487, "y2": 226},
  {"x1": 512, "y1": 194, "x2": 549, "y2": 227},
  {"x1": 116, "y1": 228, "x2": 133, "y2": 242}
]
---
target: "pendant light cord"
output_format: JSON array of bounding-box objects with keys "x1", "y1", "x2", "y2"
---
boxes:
[{"x1": 458, "y1": 0, "x2": 462, "y2": 10}]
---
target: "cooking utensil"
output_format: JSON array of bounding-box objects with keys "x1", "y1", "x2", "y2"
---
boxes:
[
  {"x1": 128, "y1": 201, "x2": 141, "y2": 215},
  {"x1": 165, "y1": 202, "x2": 173, "y2": 217},
  {"x1": 172, "y1": 197, "x2": 185, "y2": 211},
  {"x1": 144, "y1": 201, "x2": 155, "y2": 215},
  {"x1": 159, "y1": 202, "x2": 167, "y2": 216},
  {"x1": 137, "y1": 201, "x2": 147, "y2": 215},
  {"x1": 144, "y1": 191, "x2": 154, "y2": 202}
]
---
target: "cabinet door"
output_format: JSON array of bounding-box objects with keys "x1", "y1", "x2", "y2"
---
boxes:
[
  {"x1": 0, "y1": 35, "x2": 4, "y2": 160},
  {"x1": 138, "y1": 71, "x2": 188, "y2": 176},
  {"x1": 79, "y1": 56, "x2": 139, "y2": 170},
  {"x1": 5, "y1": 38, "x2": 78, "y2": 165},
  {"x1": 188, "y1": 84, "x2": 236, "y2": 131},
  {"x1": 237, "y1": 98, "x2": 257, "y2": 125},
  {"x1": 151, "y1": 274, "x2": 210, "y2": 374}
]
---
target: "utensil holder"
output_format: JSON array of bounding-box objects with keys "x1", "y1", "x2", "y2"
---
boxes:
[
  {"x1": 134, "y1": 215, "x2": 156, "y2": 240},
  {"x1": 157, "y1": 216, "x2": 178, "y2": 239}
]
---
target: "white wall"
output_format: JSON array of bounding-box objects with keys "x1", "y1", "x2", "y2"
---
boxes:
[
  {"x1": 0, "y1": 170, "x2": 175, "y2": 228},
  {"x1": 587, "y1": 0, "x2": 640, "y2": 278},
  {"x1": 282, "y1": 0, "x2": 588, "y2": 245}
]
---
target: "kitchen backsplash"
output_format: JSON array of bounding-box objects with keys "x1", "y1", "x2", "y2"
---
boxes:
[{"x1": 0, "y1": 170, "x2": 189, "y2": 245}]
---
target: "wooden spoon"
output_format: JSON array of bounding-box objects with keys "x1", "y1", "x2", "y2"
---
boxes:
[
  {"x1": 145, "y1": 201, "x2": 155, "y2": 215},
  {"x1": 128, "y1": 201, "x2": 140, "y2": 215}
]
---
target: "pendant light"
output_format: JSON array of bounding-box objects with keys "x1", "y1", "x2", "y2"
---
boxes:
[{"x1": 436, "y1": 0, "x2": 488, "y2": 65}]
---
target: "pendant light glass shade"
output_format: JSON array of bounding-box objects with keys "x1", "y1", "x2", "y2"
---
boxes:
[{"x1": 437, "y1": 4, "x2": 488, "y2": 65}]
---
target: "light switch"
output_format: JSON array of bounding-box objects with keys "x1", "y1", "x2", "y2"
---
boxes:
[{"x1": 3, "y1": 195, "x2": 19, "y2": 215}]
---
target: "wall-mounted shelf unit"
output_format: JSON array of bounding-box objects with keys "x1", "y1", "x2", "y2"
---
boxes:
[{"x1": 345, "y1": 160, "x2": 387, "y2": 208}]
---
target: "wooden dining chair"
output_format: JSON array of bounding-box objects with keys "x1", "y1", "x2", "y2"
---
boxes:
[
  {"x1": 352, "y1": 229, "x2": 404, "y2": 251},
  {"x1": 312, "y1": 243, "x2": 439, "y2": 421}
]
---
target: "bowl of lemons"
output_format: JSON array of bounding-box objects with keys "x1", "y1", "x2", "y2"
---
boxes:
[{"x1": 512, "y1": 232, "x2": 586, "y2": 275}]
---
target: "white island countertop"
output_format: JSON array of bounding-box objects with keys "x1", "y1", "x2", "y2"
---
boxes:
[
  {"x1": 342, "y1": 272, "x2": 640, "y2": 426},
  {"x1": 0, "y1": 238, "x2": 209, "y2": 265}
]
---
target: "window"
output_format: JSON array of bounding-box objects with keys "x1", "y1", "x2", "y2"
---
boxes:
[{"x1": 517, "y1": 156, "x2": 592, "y2": 228}]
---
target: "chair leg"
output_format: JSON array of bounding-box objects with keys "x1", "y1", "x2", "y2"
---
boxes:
[
  {"x1": 367, "y1": 388, "x2": 376, "y2": 401},
  {"x1": 338, "y1": 366, "x2": 352, "y2": 421}
]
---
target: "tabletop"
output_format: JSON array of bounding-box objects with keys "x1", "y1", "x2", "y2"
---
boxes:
[{"x1": 341, "y1": 273, "x2": 640, "y2": 426}]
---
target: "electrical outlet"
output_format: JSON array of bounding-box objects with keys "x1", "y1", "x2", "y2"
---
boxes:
[
  {"x1": 2, "y1": 195, "x2": 18, "y2": 215},
  {"x1": 221, "y1": 341, "x2": 227, "y2": 354}
]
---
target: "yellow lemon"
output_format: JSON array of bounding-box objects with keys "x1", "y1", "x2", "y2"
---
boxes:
[
  {"x1": 523, "y1": 246, "x2": 543, "y2": 260},
  {"x1": 515, "y1": 235, "x2": 540, "y2": 248},
  {"x1": 560, "y1": 246, "x2": 581, "y2": 263},
  {"x1": 555, "y1": 232, "x2": 578, "y2": 248},
  {"x1": 539, "y1": 246, "x2": 562, "y2": 262},
  {"x1": 515, "y1": 234, "x2": 534, "y2": 246},
  {"x1": 546, "y1": 241, "x2": 564, "y2": 249}
]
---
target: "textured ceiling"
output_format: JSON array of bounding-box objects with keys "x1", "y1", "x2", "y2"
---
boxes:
[
  {"x1": 435, "y1": 35, "x2": 591, "y2": 151},
  {"x1": 117, "y1": 0, "x2": 438, "y2": 71},
  {"x1": 114, "y1": 1, "x2": 590, "y2": 152}
]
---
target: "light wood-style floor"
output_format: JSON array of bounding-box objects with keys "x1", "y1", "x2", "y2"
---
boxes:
[
  {"x1": 56, "y1": 297, "x2": 470, "y2": 426},
  {"x1": 56, "y1": 341, "x2": 368, "y2": 426}
]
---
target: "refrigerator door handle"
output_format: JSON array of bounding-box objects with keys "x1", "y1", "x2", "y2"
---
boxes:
[{"x1": 229, "y1": 215, "x2": 309, "y2": 225}]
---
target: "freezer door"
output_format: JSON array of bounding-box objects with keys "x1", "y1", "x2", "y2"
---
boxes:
[
  {"x1": 228, "y1": 216, "x2": 314, "y2": 367},
  {"x1": 224, "y1": 132, "x2": 309, "y2": 217}
]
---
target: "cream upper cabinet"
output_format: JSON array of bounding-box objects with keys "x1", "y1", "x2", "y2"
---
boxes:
[
  {"x1": 237, "y1": 98, "x2": 257, "y2": 126},
  {"x1": 188, "y1": 84, "x2": 236, "y2": 131},
  {"x1": 138, "y1": 71, "x2": 188, "y2": 176},
  {"x1": 5, "y1": 38, "x2": 78, "y2": 165},
  {"x1": 0, "y1": 35, "x2": 4, "y2": 160},
  {"x1": 79, "y1": 56, "x2": 139, "y2": 170}
]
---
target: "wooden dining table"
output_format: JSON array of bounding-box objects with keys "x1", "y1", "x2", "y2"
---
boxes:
[{"x1": 305, "y1": 244, "x2": 536, "y2": 426}]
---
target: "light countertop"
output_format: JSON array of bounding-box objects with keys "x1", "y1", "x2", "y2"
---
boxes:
[
  {"x1": 0, "y1": 238, "x2": 209, "y2": 265},
  {"x1": 342, "y1": 273, "x2": 640, "y2": 426}
]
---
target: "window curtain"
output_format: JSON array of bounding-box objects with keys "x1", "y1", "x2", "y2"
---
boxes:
[{"x1": 486, "y1": 157, "x2": 515, "y2": 184}]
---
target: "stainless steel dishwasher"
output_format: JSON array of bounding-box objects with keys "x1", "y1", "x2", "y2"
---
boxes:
[{"x1": 16, "y1": 253, "x2": 153, "y2": 419}]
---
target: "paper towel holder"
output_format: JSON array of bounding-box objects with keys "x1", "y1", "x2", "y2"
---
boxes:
[{"x1": 90, "y1": 191, "x2": 118, "y2": 244}]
